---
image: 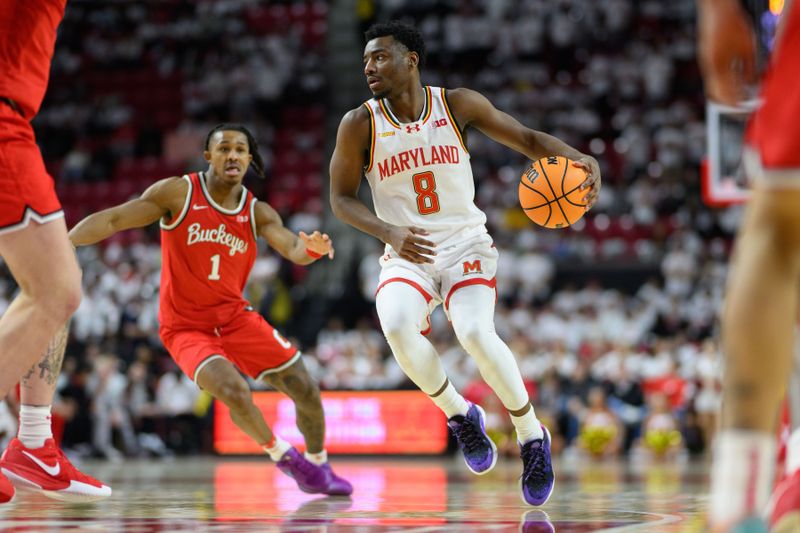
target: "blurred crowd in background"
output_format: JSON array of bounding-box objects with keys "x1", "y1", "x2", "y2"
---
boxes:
[{"x1": 0, "y1": 0, "x2": 733, "y2": 461}]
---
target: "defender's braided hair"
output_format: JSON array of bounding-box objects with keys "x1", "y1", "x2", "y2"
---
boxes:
[{"x1": 204, "y1": 123, "x2": 266, "y2": 178}]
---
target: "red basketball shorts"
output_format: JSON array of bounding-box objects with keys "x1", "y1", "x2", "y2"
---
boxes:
[
  {"x1": 159, "y1": 309, "x2": 300, "y2": 383},
  {"x1": 744, "y1": 2, "x2": 800, "y2": 181},
  {"x1": 0, "y1": 103, "x2": 62, "y2": 234}
]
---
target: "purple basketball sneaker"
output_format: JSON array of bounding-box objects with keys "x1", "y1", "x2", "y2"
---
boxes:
[
  {"x1": 276, "y1": 448, "x2": 354, "y2": 496},
  {"x1": 320, "y1": 463, "x2": 353, "y2": 496},
  {"x1": 519, "y1": 425, "x2": 555, "y2": 506},
  {"x1": 276, "y1": 448, "x2": 328, "y2": 494},
  {"x1": 520, "y1": 510, "x2": 555, "y2": 533},
  {"x1": 447, "y1": 402, "x2": 497, "y2": 475}
]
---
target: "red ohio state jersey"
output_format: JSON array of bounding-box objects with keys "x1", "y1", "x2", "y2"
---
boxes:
[{"x1": 159, "y1": 172, "x2": 258, "y2": 330}]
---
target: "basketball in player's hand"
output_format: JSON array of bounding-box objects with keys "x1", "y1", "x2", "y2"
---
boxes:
[{"x1": 518, "y1": 156, "x2": 588, "y2": 228}]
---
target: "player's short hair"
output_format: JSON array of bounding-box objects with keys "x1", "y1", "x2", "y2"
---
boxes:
[
  {"x1": 365, "y1": 20, "x2": 426, "y2": 70},
  {"x1": 204, "y1": 123, "x2": 265, "y2": 178}
]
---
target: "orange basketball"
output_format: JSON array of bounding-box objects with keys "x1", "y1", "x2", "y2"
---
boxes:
[{"x1": 518, "y1": 156, "x2": 588, "y2": 228}]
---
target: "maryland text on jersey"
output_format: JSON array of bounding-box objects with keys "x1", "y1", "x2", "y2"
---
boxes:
[{"x1": 377, "y1": 144, "x2": 461, "y2": 180}]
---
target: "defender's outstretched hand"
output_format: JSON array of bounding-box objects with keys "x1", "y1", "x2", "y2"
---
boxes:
[{"x1": 300, "y1": 231, "x2": 335, "y2": 259}]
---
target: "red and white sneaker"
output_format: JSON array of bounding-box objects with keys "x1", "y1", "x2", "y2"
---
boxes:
[
  {"x1": 0, "y1": 438, "x2": 111, "y2": 502},
  {"x1": 0, "y1": 471, "x2": 13, "y2": 503}
]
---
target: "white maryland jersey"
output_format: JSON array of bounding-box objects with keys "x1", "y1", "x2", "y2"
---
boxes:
[{"x1": 363, "y1": 86, "x2": 487, "y2": 247}]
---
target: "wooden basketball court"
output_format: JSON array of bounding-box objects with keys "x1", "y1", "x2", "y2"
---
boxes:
[{"x1": 0, "y1": 455, "x2": 708, "y2": 531}]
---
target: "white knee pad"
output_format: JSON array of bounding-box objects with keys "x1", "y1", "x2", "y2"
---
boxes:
[
  {"x1": 375, "y1": 282, "x2": 446, "y2": 393},
  {"x1": 376, "y1": 283, "x2": 427, "y2": 346}
]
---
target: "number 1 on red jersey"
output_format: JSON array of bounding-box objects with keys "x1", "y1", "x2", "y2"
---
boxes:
[{"x1": 209, "y1": 254, "x2": 221, "y2": 281}]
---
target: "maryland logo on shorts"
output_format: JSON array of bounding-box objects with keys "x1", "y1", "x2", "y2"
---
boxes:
[{"x1": 462, "y1": 259, "x2": 482, "y2": 275}]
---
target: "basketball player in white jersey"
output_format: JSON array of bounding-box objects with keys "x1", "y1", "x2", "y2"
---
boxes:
[{"x1": 329, "y1": 21, "x2": 600, "y2": 506}]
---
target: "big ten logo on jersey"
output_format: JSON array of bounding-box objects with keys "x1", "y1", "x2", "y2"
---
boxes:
[
  {"x1": 432, "y1": 118, "x2": 448, "y2": 129},
  {"x1": 462, "y1": 259, "x2": 482, "y2": 275}
]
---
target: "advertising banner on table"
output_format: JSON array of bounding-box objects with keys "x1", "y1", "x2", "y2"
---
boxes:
[{"x1": 214, "y1": 390, "x2": 449, "y2": 454}]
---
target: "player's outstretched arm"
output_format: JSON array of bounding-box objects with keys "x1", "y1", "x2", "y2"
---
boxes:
[
  {"x1": 69, "y1": 176, "x2": 187, "y2": 247},
  {"x1": 329, "y1": 108, "x2": 436, "y2": 264},
  {"x1": 697, "y1": 0, "x2": 756, "y2": 106},
  {"x1": 253, "y1": 201, "x2": 333, "y2": 265},
  {"x1": 447, "y1": 88, "x2": 602, "y2": 208}
]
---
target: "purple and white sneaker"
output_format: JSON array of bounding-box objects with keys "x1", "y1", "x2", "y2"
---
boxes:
[
  {"x1": 519, "y1": 425, "x2": 555, "y2": 506},
  {"x1": 447, "y1": 402, "x2": 498, "y2": 475}
]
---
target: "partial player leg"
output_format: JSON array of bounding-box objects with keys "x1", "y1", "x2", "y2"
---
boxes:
[
  {"x1": 766, "y1": 327, "x2": 800, "y2": 531},
  {"x1": 262, "y1": 358, "x2": 324, "y2": 453},
  {"x1": 448, "y1": 285, "x2": 542, "y2": 439},
  {"x1": 261, "y1": 357, "x2": 352, "y2": 495},
  {"x1": 196, "y1": 358, "x2": 275, "y2": 445},
  {"x1": 376, "y1": 281, "x2": 496, "y2": 474},
  {"x1": 0, "y1": 324, "x2": 111, "y2": 502},
  {"x1": 710, "y1": 188, "x2": 800, "y2": 531},
  {"x1": 376, "y1": 281, "x2": 468, "y2": 412},
  {"x1": 0, "y1": 219, "x2": 81, "y2": 397},
  {"x1": 448, "y1": 284, "x2": 554, "y2": 506},
  {"x1": 196, "y1": 357, "x2": 330, "y2": 495}
]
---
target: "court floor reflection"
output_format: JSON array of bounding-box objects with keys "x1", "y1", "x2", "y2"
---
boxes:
[{"x1": 0, "y1": 455, "x2": 707, "y2": 531}]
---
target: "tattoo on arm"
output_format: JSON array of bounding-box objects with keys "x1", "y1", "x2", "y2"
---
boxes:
[{"x1": 22, "y1": 324, "x2": 69, "y2": 388}]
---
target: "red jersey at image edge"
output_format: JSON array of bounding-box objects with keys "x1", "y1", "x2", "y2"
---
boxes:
[
  {"x1": 159, "y1": 172, "x2": 258, "y2": 330},
  {"x1": 0, "y1": 0, "x2": 67, "y2": 119},
  {"x1": 745, "y1": 0, "x2": 800, "y2": 168}
]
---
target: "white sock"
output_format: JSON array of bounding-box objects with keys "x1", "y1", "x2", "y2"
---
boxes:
[
  {"x1": 786, "y1": 428, "x2": 800, "y2": 476},
  {"x1": 305, "y1": 449, "x2": 328, "y2": 466},
  {"x1": 511, "y1": 407, "x2": 543, "y2": 443},
  {"x1": 18, "y1": 405, "x2": 52, "y2": 449},
  {"x1": 430, "y1": 381, "x2": 469, "y2": 419},
  {"x1": 710, "y1": 430, "x2": 776, "y2": 528},
  {"x1": 263, "y1": 435, "x2": 291, "y2": 461}
]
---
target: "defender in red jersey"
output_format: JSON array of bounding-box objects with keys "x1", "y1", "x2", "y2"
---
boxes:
[
  {"x1": 0, "y1": 0, "x2": 111, "y2": 503},
  {"x1": 68, "y1": 124, "x2": 351, "y2": 496},
  {"x1": 699, "y1": 0, "x2": 800, "y2": 530}
]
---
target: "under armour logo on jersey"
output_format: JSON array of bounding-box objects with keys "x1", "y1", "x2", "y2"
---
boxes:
[
  {"x1": 463, "y1": 260, "x2": 482, "y2": 275},
  {"x1": 406, "y1": 124, "x2": 421, "y2": 133}
]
